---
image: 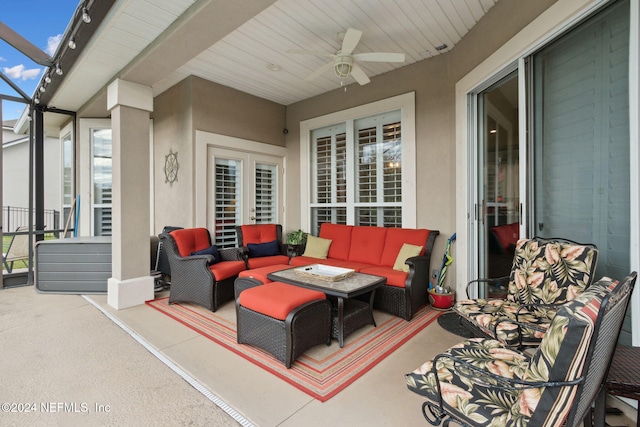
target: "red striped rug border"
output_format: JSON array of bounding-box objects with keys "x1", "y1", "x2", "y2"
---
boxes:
[{"x1": 146, "y1": 297, "x2": 440, "y2": 401}]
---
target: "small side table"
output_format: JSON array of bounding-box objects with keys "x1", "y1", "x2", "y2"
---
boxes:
[{"x1": 602, "y1": 345, "x2": 640, "y2": 427}]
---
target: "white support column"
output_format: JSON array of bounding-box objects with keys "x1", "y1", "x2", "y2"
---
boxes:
[{"x1": 107, "y1": 79, "x2": 154, "y2": 309}]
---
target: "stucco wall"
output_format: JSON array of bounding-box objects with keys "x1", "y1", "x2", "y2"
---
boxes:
[
  {"x1": 152, "y1": 76, "x2": 286, "y2": 232},
  {"x1": 152, "y1": 78, "x2": 194, "y2": 233},
  {"x1": 284, "y1": 0, "x2": 557, "y2": 280},
  {"x1": 152, "y1": 0, "x2": 558, "y2": 273},
  {"x1": 191, "y1": 76, "x2": 285, "y2": 146}
]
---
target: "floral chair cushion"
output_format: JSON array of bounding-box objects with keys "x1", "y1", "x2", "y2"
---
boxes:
[
  {"x1": 453, "y1": 238, "x2": 598, "y2": 346},
  {"x1": 454, "y1": 299, "x2": 553, "y2": 346},
  {"x1": 506, "y1": 238, "x2": 597, "y2": 305},
  {"x1": 406, "y1": 277, "x2": 616, "y2": 427}
]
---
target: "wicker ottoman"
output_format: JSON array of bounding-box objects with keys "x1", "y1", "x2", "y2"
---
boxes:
[
  {"x1": 237, "y1": 264, "x2": 290, "y2": 284},
  {"x1": 236, "y1": 281, "x2": 332, "y2": 368},
  {"x1": 235, "y1": 264, "x2": 291, "y2": 299}
]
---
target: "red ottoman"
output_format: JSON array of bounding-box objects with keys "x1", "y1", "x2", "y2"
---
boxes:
[
  {"x1": 236, "y1": 281, "x2": 331, "y2": 368},
  {"x1": 235, "y1": 264, "x2": 291, "y2": 299},
  {"x1": 237, "y1": 264, "x2": 290, "y2": 284}
]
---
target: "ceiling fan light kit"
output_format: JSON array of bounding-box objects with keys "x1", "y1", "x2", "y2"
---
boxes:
[
  {"x1": 288, "y1": 27, "x2": 405, "y2": 87},
  {"x1": 334, "y1": 55, "x2": 353, "y2": 78}
]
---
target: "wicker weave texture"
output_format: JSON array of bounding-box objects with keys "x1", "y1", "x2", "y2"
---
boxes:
[
  {"x1": 160, "y1": 232, "x2": 239, "y2": 312},
  {"x1": 236, "y1": 299, "x2": 331, "y2": 368},
  {"x1": 330, "y1": 298, "x2": 373, "y2": 340}
]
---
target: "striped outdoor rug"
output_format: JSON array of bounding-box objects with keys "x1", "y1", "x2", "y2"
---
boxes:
[{"x1": 146, "y1": 297, "x2": 440, "y2": 402}]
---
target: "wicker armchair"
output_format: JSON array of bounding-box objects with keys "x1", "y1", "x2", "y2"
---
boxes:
[
  {"x1": 159, "y1": 228, "x2": 246, "y2": 311},
  {"x1": 406, "y1": 272, "x2": 637, "y2": 427},
  {"x1": 235, "y1": 224, "x2": 290, "y2": 269},
  {"x1": 454, "y1": 237, "x2": 598, "y2": 347}
]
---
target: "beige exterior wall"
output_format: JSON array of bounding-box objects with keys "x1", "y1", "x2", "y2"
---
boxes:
[
  {"x1": 148, "y1": 0, "x2": 562, "y2": 277},
  {"x1": 284, "y1": 0, "x2": 557, "y2": 282},
  {"x1": 152, "y1": 76, "x2": 285, "y2": 233}
]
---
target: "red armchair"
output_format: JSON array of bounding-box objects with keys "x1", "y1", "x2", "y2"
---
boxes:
[
  {"x1": 235, "y1": 224, "x2": 290, "y2": 269},
  {"x1": 159, "y1": 227, "x2": 246, "y2": 311}
]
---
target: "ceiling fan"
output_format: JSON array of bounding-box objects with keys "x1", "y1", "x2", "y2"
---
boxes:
[{"x1": 287, "y1": 28, "x2": 405, "y2": 86}]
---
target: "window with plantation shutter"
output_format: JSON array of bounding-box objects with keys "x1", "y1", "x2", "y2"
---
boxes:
[
  {"x1": 215, "y1": 158, "x2": 241, "y2": 248},
  {"x1": 309, "y1": 110, "x2": 403, "y2": 234},
  {"x1": 255, "y1": 163, "x2": 277, "y2": 223}
]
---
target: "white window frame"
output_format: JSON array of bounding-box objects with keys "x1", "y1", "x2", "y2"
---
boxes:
[{"x1": 300, "y1": 92, "x2": 416, "y2": 230}]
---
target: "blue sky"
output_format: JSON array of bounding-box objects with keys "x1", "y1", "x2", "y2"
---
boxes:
[{"x1": 1, "y1": 0, "x2": 79, "y2": 120}]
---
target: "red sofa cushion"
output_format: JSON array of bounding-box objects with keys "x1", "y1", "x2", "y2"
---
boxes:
[
  {"x1": 239, "y1": 281, "x2": 326, "y2": 320},
  {"x1": 246, "y1": 255, "x2": 290, "y2": 269},
  {"x1": 171, "y1": 228, "x2": 211, "y2": 257},
  {"x1": 240, "y1": 224, "x2": 278, "y2": 244},
  {"x1": 209, "y1": 260, "x2": 246, "y2": 281},
  {"x1": 380, "y1": 228, "x2": 431, "y2": 267},
  {"x1": 360, "y1": 266, "x2": 408, "y2": 288},
  {"x1": 319, "y1": 223, "x2": 353, "y2": 260},
  {"x1": 348, "y1": 226, "x2": 387, "y2": 265}
]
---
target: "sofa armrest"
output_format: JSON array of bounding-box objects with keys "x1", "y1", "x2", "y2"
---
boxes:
[
  {"x1": 402, "y1": 255, "x2": 430, "y2": 319},
  {"x1": 405, "y1": 255, "x2": 430, "y2": 287}
]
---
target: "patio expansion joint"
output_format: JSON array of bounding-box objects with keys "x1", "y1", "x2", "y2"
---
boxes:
[{"x1": 82, "y1": 295, "x2": 254, "y2": 427}]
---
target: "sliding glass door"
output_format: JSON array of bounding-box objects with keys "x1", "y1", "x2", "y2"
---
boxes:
[
  {"x1": 469, "y1": 2, "x2": 631, "y2": 337},
  {"x1": 530, "y1": 0, "x2": 630, "y2": 342},
  {"x1": 476, "y1": 72, "x2": 520, "y2": 281}
]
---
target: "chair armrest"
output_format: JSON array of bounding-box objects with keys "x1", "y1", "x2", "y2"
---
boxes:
[
  {"x1": 465, "y1": 276, "x2": 510, "y2": 298},
  {"x1": 432, "y1": 352, "x2": 584, "y2": 391},
  {"x1": 220, "y1": 247, "x2": 244, "y2": 262}
]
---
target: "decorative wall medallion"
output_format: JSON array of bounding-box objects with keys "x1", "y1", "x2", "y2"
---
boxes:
[{"x1": 164, "y1": 149, "x2": 179, "y2": 184}]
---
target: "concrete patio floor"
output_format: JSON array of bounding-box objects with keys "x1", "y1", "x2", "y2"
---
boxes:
[{"x1": 1, "y1": 284, "x2": 636, "y2": 426}]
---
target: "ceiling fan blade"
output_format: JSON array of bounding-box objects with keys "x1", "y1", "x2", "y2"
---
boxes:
[
  {"x1": 287, "y1": 49, "x2": 335, "y2": 58},
  {"x1": 304, "y1": 61, "x2": 333, "y2": 81},
  {"x1": 352, "y1": 52, "x2": 405, "y2": 63},
  {"x1": 350, "y1": 64, "x2": 370, "y2": 85},
  {"x1": 341, "y1": 28, "x2": 362, "y2": 55}
]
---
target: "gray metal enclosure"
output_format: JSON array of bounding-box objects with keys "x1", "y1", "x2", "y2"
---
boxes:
[{"x1": 35, "y1": 237, "x2": 111, "y2": 294}]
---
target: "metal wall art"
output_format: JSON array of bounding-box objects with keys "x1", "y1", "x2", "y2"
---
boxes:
[{"x1": 164, "y1": 148, "x2": 179, "y2": 184}]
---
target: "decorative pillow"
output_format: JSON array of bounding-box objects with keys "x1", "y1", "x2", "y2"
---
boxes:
[
  {"x1": 191, "y1": 245, "x2": 220, "y2": 265},
  {"x1": 393, "y1": 243, "x2": 423, "y2": 272},
  {"x1": 302, "y1": 235, "x2": 332, "y2": 259},
  {"x1": 247, "y1": 240, "x2": 280, "y2": 258}
]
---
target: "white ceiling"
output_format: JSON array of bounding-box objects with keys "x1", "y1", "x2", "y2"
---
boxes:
[{"x1": 48, "y1": 0, "x2": 498, "y2": 116}]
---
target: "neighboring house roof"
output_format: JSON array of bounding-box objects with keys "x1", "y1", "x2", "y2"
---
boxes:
[{"x1": 31, "y1": 0, "x2": 497, "y2": 128}]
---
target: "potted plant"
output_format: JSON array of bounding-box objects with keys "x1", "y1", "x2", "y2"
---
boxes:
[{"x1": 286, "y1": 229, "x2": 307, "y2": 257}]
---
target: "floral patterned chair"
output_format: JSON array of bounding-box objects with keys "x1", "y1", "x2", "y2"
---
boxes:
[
  {"x1": 406, "y1": 272, "x2": 637, "y2": 427},
  {"x1": 454, "y1": 237, "x2": 598, "y2": 347}
]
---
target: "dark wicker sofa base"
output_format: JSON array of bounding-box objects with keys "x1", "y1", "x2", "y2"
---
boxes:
[{"x1": 236, "y1": 298, "x2": 332, "y2": 368}]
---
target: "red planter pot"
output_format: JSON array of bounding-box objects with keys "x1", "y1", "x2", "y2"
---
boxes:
[{"x1": 428, "y1": 289, "x2": 456, "y2": 311}]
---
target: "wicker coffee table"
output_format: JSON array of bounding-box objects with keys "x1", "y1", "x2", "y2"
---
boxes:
[{"x1": 268, "y1": 266, "x2": 385, "y2": 347}]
